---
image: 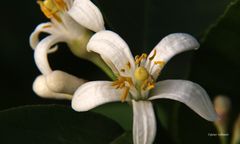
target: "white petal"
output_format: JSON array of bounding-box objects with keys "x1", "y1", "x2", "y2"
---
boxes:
[
  {"x1": 72, "y1": 81, "x2": 122, "y2": 111},
  {"x1": 87, "y1": 30, "x2": 135, "y2": 76},
  {"x1": 34, "y1": 35, "x2": 66, "y2": 75},
  {"x1": 33, "y1": 75, "x2": 72, "y2": 100},
  {"x1": 29, "y1": 22, "x2": 58, "y2": 51},
  {"x1": 64, "y1": 0, "x2": 73, "y2": 9},
  {"x1": 68, "y1": 0, "x2": 105, "y2": 32},
  {"x1": 132, "y1": 100, "x2": 156, "y2": 144},
  {"x1": 149, "y1": 80, "x2": 217, "y2": 121},
  {"x1": 147, "y1": 33, "x2": 199, "y2": 79},
  {"x1": 46, "y1": 70, "x2": 86, "y2": 94}
]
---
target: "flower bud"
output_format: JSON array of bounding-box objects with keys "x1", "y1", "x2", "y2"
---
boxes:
[{"x1": 214, "y1": 95, "x2": 231, "y2": 134}]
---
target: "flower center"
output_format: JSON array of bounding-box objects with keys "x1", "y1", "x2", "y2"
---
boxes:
[
  {"x1": 37, "y1": 0, "x2": 67, "y2": 22},
  {"x1": 112, "y1": 50, "x2": 166, "y2": 102},
  {"x1": 134, "y1": 66, "x2": 149, "y2": 81}
]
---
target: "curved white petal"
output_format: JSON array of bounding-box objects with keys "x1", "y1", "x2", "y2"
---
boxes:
[
  {"x1": 149, "y1": 80, "x2": 217, "y2": 121},
  {"x1": 87, "y1": 30, "x2": 135, "y2": 76},
  {"x1": 33, "y1": 75, "x2": 72, "y2": 100},
  {"x1": 29, "y1": 22, "x2": 57, "y2": 50},
  {"x1": 72, "y1": 81, "x2": 122, "y2": 111},
  {"x1": 132, "y1": 100, "x2": 156, "y2": 144},
  {"x1": 147, "y1": 33, "x2": 199, "y2": 79},
  {"x1": 34, "y1": 35, "x2": 66, "y2": 75},
  {"x1": 68, "y1": 0, "x2": 105, "y2": 32},
  {"x1": 46, "y1": 70, "x2": 86, "y2": 94}
]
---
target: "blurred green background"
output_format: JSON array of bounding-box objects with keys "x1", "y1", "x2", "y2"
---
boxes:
[{"x1": 0, "y1": 0, "x2": 239, "y2": 144}]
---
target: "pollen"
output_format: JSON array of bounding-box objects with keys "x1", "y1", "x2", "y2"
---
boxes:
[
  {"x1": 141, "y1": 78, "x2": 155, "y2": 91},
  {"x1": 134, "y1": 67, "x2": 149, "y2": 81},
  {"x1": 112, "y1": 76, "x2": 133, "y2": 88},
  {"x1": 37, "y1": 0, "x2": 67, "y2": 22},
  {"x1": 146, "y1": 82, "x2": 155, "y2": 90},
  {"x1": 149, "y1": 49, "x2": 157, "y2": 60},
  {"x1": 112, "y1": 76, "x2": 133, "y2": 102},
  {"x1": 120, "y1": 87, "x2": 130, "y2": 102},
  {"x1": 135, "y1": 53, "x2": 147, "y2": 66},
  {"x1": 154, "y1": 61, "x2": 165, "y2": 67}
]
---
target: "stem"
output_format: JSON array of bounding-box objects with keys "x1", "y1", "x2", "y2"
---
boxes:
[
  {"x1": 88, "y1": 53, "x2": 116, "y2": 80},
  {"x1": 68, "y1": 30, "x2": 116, "y2": 80},
  {"x1": 220, "y1": 135, "x2": 228, "y2": 144},
  {"x1": 216, "y1": 126, "x2": 229, "y2": 144}
]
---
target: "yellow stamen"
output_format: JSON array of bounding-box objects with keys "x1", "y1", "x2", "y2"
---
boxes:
[
  {"x1": 149, "y1": 49, "x2": 157, "y2": 60},
  {"x1": 54, "y1": 0, "x2": 67, "y2": 11},
  {"x1": 43, "y1": 24, "x2": 52, "y2": 28},
  {"x1": 135, "y1": 55, "x2": 139, "y2": 61},
  {"x1": 154, "y1": 61, "x2": 165, "y2": 67},
  {"x1": 37, "y1": 0, "x2": 55, "y2": 19},
  {"x1": 112, "y1": 76, "x2": 133, "y2": 102},
  {"x1": 112, "y1": 76, "x2": 133, "y2": 88},
  {"x1": 37, "y1": 0, "x2": 66, "y2": 22},
  {"x1": 120, "y1": 69, "x2": 125, "y2": 72},
  {"x1": 146, "y1": 82, "x2": 155, "y2": 90},
  {"x1": 120, "y1": 87, "x2": 130, "y2": 102},
  {"x1": 127, "y1": 62, "x2": 131, "y2": 69},
  {"x1": 140, "y1": 77, "x2": 155, "y2": 91},
  {"x1": 135, "y1": 53, "x2": 147, "y2": 66}
]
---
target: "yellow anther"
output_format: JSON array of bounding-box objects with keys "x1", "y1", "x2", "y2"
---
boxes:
[
  {"x1": 42, "y1": 24, "x2": 52, "y2": 28},
  {"x1": 112, "y1": 76, "x2": 133, "y2": 88},
  {"x1": 37, "y1": 0, "x2": 54, "y2": 19},
  {"x1": 37, "y1": 0, "x2": 66, "y2": 22},
  {"x1": 120, "y1": 69, "x2": 125, "y2": 72},
  {"x1": 142, "y1": 53, "x2": 147, "y2": 58},
  {"x1": 127, "y1": 62, "x2": 131, "y2": 69},
  {"x1": 120, "y1": 87, "x2": 130, "y2": 102},
  {"x1": 154, "y1": 61, "x2": 165, "y2": 67},
  {"x1": 135, "y1": 55, "x2": 140, "y2": 61},
  {"x1": 134, "y1": 67, "x2": 149, "y2": 81},
  {"x1": 112, "y1": 76, "x2": 132, "y2": 102},
  {"x1": 146, "y1": 82, "x2": 155, "y2": 90},
  {"x1": 135, "y1": 53, "x2": 148, "y2": 66},
  {"x1": 140, "y1": 78, "x2": 155, "y2": 91},
  {"x1": 149, "y1": 49, "x2": 157, "y2": 60},
  {"x1": 120, "y1": 62, "x2": 131, "y2": 73},
  {"x1": 54, "y1": 0, "x2": 67, "y2": 11}
]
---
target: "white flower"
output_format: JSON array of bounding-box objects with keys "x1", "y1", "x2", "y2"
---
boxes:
[
  {"x1": 33, "y1": 70, "x2": 85, "y2": 100},
  {"x1": 71, "y1": 31, "x2": 217, "y2": 144},
  {"x1": 30, "y1": 0, "x2": 109, "y2": 99}
]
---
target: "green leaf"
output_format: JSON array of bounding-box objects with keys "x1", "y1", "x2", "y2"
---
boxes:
[
  {"x1": 92, "y1": 102, "x2": 133, "y2": 131},
  {"x1": 201, "y1": 0, "x2": 240, "y2": 66},
  {"x1": 190, "y1": 0, "x2": 240, "y2": 96},
  {"x1": 111, "y1": 131, "x2": 133, "y2": 144},
  {"x1": 0, "y1": 105, "x2": 124, "y2": 144}
]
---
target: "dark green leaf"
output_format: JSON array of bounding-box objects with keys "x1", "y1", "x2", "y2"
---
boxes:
[
  {"x1": 190, "y1": 0, "x2": 240, "y2": 97},
  {"x1": 0, "y1": 105, "x2": 124, "y2": 144},
  {"x1": 92, "y1": 102, "x2": 133, "y2": 131},
  {"x1": 111, "y1": 131, "x2": 133, "y2": 144}
]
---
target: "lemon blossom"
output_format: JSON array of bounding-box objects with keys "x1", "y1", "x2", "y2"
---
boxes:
[
  {"x1": 71, "y1": 31, "x2": 217, "y2": 144},
  {"x1": 30, "y1": 0, "x2": 114, "y2": 99}
]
